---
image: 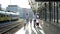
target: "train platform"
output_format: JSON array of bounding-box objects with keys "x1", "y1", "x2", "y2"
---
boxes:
[{"x1": 15, "y1": 19, "x2": 45, "y2": 34}]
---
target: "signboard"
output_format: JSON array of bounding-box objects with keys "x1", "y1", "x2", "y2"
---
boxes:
[{"x1": 35, "y1": 0, "x2": 60, "y2": 2}]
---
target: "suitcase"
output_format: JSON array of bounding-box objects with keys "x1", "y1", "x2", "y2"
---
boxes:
[
  {"x1": 36, "y1": 20, "x2": 39, "y2": 27},
  {"x1": 36, "y1": 22, "x2": 39, "y2": 26}
]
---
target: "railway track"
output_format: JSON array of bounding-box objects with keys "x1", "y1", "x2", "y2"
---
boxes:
[
  {"x1": 0, "y1": 22, "x2": 20, "y2": 34},
  {"x1": 3, "y1": 23, "x2": 23, "y2": 34},
  {"x1": 0, "y1": 19, "x2": 25, "y2": 34},
  {"x1": 0, "y1": 21, "x2": 19, "y2": 28}
]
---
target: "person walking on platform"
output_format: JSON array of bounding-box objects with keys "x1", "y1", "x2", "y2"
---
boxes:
[
  {"x1": 33, "y1": 13, "x2": 37, "y2": 28},
  {"x1": 24, "y1": 13, "x2": 29, "y2": 30},
  {"x1": 30, "y1": 18, "x2": 32, "y2": 30}
]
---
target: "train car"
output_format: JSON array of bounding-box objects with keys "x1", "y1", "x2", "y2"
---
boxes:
[{"x1": 0, "y1": 10, "x2": 19, "y2": 22}]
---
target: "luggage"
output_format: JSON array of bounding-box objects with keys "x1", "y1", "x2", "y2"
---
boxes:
[
  {"x1": 36, "y1": 19, "x2": 39, "y2": 27},
  {"x1": 36, "y1": 23, "x2": 39, "y2": 26}
]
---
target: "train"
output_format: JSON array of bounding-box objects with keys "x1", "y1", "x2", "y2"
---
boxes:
[{"x1": 0, "y1": 10, "x2": 19, "y2": 22}]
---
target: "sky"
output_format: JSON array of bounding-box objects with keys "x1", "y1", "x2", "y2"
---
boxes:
[{"x1": 0, "y1": 0, "x2": 31, "y2": 9}]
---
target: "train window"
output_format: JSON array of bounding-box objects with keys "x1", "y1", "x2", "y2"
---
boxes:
[
  {"x1": 3, "y1": 15, "x2": 5, "y2": 17},
  {"x1": 0, "y1": 14, "x2": 1, "y2": 17},
  {"x1": 7, "y1": 15, "x2": 8, "y2": 17},
  {"x1": 3, "y1": 15, "x2": 4, "y2": 17},
  {"x1": 0, "y1": 15, "x2": 1, "y2": 17},
  {"x1": 1, "y1": 15, "x2": 3, "y2": 17},
  {"x1": 13, "y1": 11, "x2": 16, "y2": 13},
  {"x1": 8, "y1": 11, "x2": 10, "y2": 12}
]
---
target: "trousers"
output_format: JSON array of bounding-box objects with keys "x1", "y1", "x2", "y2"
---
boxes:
[{"x1": 34, "y1": 20, "x2": 36, "y2": 28}]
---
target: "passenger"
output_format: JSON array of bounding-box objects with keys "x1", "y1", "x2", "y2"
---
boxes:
[
  {"x1": 33, "y1": 13, "x2": 37, "y2": 28},
  {"x1": 24, "y1": 13, "x2": 29, "y2": 30},
  {"x1": 26, "y1": 13, "x2": 29, "y2": 25},
  {"x1": 30, "y1": 18, "x2": 32, "y2": 30}
]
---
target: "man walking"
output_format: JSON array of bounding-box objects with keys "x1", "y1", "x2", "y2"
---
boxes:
[
  {"x1": 24, "y1": 13, "x2": 29, "y2": 30},
  {"x1": 33, "y1": 13, "x2": 37, "y2": 28}
]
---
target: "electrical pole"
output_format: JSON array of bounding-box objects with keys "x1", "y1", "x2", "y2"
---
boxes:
[
  {"x1": 49, "y1": 1, "x2": 51, "y2": 22},
  {"x1": 54, "y1": 2, "x2": 55, "y2": 23},
  {"x1": 56, "y1": 2, "x2": 58, "y2": 23}
]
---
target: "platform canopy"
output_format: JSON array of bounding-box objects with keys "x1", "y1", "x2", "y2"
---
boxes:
[{"x1": 35, "y1": 0, "x2": 60, "y2": 2}]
